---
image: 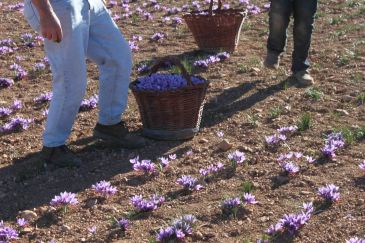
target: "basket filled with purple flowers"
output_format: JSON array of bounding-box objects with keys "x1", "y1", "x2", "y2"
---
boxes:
[
  {"x1": 183, "y1": 0, "x2": 247, "y2": 52},
  {"x1": 129, "y1": 58, "x2": 209, "y2": 140}
]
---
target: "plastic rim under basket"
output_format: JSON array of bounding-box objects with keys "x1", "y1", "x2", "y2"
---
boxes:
[
  {"x1": 130, "y1": 57, "x2": 209, "y2": 141},
  {"x1": 183, "y1": 0, "x2": 247, "y2": 52}
]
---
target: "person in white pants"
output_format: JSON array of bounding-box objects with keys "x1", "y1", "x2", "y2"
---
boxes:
[{"x1": 23, "y1": 0, "x2": 145, "y2": 168}]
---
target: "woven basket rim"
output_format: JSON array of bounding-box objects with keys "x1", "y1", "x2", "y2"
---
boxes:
[
  {"x1": 129, "y1": 76, "x2": 209, "y2": 95},
  {"x1": 183, "y1": 9, "x2": 246, "y2": 17}
]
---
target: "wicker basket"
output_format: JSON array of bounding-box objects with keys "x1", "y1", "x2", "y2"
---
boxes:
[
  {"x1": 183, "y1": 0, "x2": 247, "y2": 53},
  {"x1": 130, "y1": 58, "x2": 209, "y2": 140}
]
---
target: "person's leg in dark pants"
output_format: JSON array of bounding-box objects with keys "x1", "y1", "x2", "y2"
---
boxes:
[
  {"x1": 264, "y1": 0, "x2": 293, "y2": 69},
  {"x1": 292, "y1": 0, "x2": 318, "y2": 86}
]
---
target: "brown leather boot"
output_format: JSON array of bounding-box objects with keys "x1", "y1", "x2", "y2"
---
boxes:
[{"x1": 93, "y1": 121, "x2": 146, "y2": 149}]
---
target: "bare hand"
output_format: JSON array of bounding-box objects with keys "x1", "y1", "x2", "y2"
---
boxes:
[{"x1": 40, "y1": 11, "x2": 63, "y2": 43}]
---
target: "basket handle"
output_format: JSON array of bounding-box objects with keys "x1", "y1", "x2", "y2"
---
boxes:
[
  {"x1": 149, "y1": 57, "x2": 193, "y2": 86},
  {"x1": 209, "y1": 0, "x2": 223, "y2": 15}
]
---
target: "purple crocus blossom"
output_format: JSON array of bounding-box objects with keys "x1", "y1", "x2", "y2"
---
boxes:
[
  {"x1": 228, "y1": 150, "x2": 246, "y2": 165},
  {"x1": 222, "y1": 197, "x2": 241, "y2": 213},
  {"x1": 281, "y1": 162, "x2": 300, "y2": 175},
  {"x1": 79, "y1": 95, "x2": 98, "y2": 111},
  {"x1": 199, "y1": 162, "x2": 224, "y2": 177},
  {"x1": 10, "y1": 100, "x2": 22, "y2": 111},
  {"x1": 0, "y1": 108, "x2": 12, "y2": 118},
  {"x1": 168, "y1": 154, "x2": 177, "y2": 160},
  {"x1": 157, "y1": 215, "x2": 196, "y2": 242},
  {"x1": 130, "y1": 157, "x2": 157, "y2": 174},
  {"x1": 265, "y1": 134, "x2": 287, "y2": 145},
  {"x1": 50, "y1": 192, "x2": 79, "y2": 207},
  {"x1": 277, "y1": 125, "x2": 298, "y2": 134},
  {"x1": 346, "y1": 237, "x2": 365, "y2": 243},
  {"x1": 130, "y1": 194, "x2": 164, "y2": 212},
  {"x1": 117, "y1": 218, "x2": 129, "y2": 231},
  {"x1": 34, "y1": 92, "x2": 53, "y2": 104},
  {"x1": 159, "y1": 157, "x2": 169, "y2": 168},
  {"x1": 88, "y1": 226, "x2": 97, "y2": 234},
  {"x1": 150, "y1": 32, "x2": 166, "y2": 42},
  {"x1": 16, "y1": 218, "x2": 27, "y2": 227},
  {"x1": 318, "y1": 184, "x2": 340, "y2": 202},
  {"x1": 176, "y1": 175, "x2": 203, "y2": 191},
  {"x1": 0, "y1": 117, "x2": 33, "y2": 133},
  {"x1": 0, "y1": 225, "x2": 18, "y2": 242},
  {"x1": 243, "y1": 193, "x2": 258, "y2": 204},
  {"x1": 92, "y1": 180, "x2": 117, "y2": 197},
  {"x1": 321, "y1": 132, "x2": 345, "y2": 159}
]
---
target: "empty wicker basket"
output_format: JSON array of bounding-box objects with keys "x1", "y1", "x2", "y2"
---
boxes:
[
  {"x1": 130, "y1": 58, "x2": 209, "y2": 140},
  {"x1": 183, "y1": 0, "x2": 247, "y2": 53}
]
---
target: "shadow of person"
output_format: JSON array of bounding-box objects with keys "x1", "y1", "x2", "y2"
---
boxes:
[
  {"x1": 0, "y1": 135, "x2": 184, "y2": 221},
  {"x1": 202, "y1": 77, "x2": 293, "y2": 128}
]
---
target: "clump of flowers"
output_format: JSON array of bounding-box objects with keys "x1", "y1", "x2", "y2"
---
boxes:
[
  {"x1": 0, "y1": 221, "x2": 18, "y2": 242},
  {"x1": 359, "y1": 161, "x2": 365, "y2": 172},
  {"x1": 277, "y1": 151, "x2": 315, "y2": 164},
  {"x1": 199, "y1": 162, "x2": 224, "y2": 178},
  {"x1": 156, "y1": 215, "x2": 197, "y2": 242},
  {"x1": 50, "y1": 191, "x2": 79, "y2": 214},
  {"x1": 193, "y1": 52, "x2": 230, "y2": 68},
  {"x1": 321, "y1": 132, "x2": 345, "y2": 159},
  {"x1": 79, "y1": 95, "x2": 98, "y2": 111},
  {"x1": 346, "y1": 237, "x2": 365, "y2": 243},
  {"x1": 228, "y1": 150, "x2": 246, "y2": 168},
  {"x1": 176, "y1": 175, "x2": 203, "y2": 191},
  {"x1": 0, "y1": 107, "x2": 12, "y2": 118},
  {"x1": 92, "y1": 180, "x2": 117, "y2": 198},
  {"x1": 135, "y1": 73, "x2": 205, "y2": 91},
  {"x1": 130, "y1": 156, "x2": 157, "y2": 175},
  {"x1": 277, "y1": 125, "x2": 298, "y2": 134},
  {"x1": 130, "y1": 194, "x2": 165, "y2": 212},
  {"x1": 318, "y1": 184, "x2": 340, "y2": 203},
  {"x1": 281, "y1": 162, "x2": 300, "y2": 175},
  {"x1": 221, "y1": 197, "x2": 241, "y2": 217},
  {"x1": 112, "y1": 218, "x2": 129, "y2": 232},
  {"x1": 34, "y1": 92, "x2": 53, "y2": 104},
  {"x1": 266, "y1": 202, "x2": 313, "y2": 236},
  {"x1": 0, "y1": 117, "x2": 33, "y2": 134},
  {"x1": 150, "y1": 32, "x2": 167, "y2": 42},
  {"x1": 265, "y1": 134, "x2": 286, "y2": 146}
]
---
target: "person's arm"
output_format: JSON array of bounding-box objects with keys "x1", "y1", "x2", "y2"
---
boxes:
[{"x1": 31, "y1": 0, "x2": 63, "y2": 42}]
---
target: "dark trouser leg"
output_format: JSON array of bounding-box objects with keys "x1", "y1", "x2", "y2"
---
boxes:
[
  {"x1": 292, "y1": 0, "x2": 318, "y2": 72},
  {"x1": 267, "y1": 0, "x2": 293, "y2": 55}
]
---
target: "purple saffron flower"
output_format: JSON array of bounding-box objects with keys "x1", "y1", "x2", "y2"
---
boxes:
[
  {"x1": 16, "y1": 218, "x2": 27, "y2": 227},
  {"x1": 318, "y1": 184, "x2": 340, "y2": 202},
  {"x1": 168, "y1": 154, "x2": 177, "y2": 160},
  {"x1": 92, "y1": 180, "x2": 117, "y2": 197},
  {"x1": 277, "y1": 125, "x2": 298, "y2": 134},
  {"x1": 302, "y1": 202, "x2": 314, "y2": 215},
  {"x1": 176, "y1": 175, "x2": 203, "y2": 191},
  {"x1": 359, "y1": 161, "x2": 365, "y2": 172},
  {"x1": 79, "y1": 95, "x2": 98, "y2": 111},
  {"x1": 248, "y1": 5, "x2": 261, "y2": 14},
  {"x1": 50, "y1": 192, "x2": 79, "y2": 207},
  {"x1": 10, "y1": 100, "x2": 22, "y2": 111},
  {"x1": 34, "y1": 92, "x2": 53, "y2": 104},
  {"x1": 159, "y1": 157, "x2": 169, "y2": 168},
  {"x1": 130, "y1": 194, "x2": 164, "y2": 212},
  {"x1": 243, "y1": 193, "x2": 258, "y2": 204},
  {"x1": 281, "y1": 162, "x2": 300, "y2": 175},
  {"x1": 346, "y1": 237, "x2": 365, "y2": 243},
  {"x1": 150, "y1": 32, "x2": 166, "y2": 42},
  {"x1": 0, "y1": 225, "x2": 18, "y2": 242},
  {"x1": 222, "y1": 197, "x2": 241, "y2": 215},
  {"x1": 0, "y1": 117, "x2": 33, "y2": 133},
  {"x1": 265, "y1": 134, "x2": 287, "y2": 145},
  {"x1": 0, "y1": 77, "x2": 14, "y2": 88},
  {"x1": 264, "y1": 3, "x2": 271, "y2": 10},
  {"x1": 321, "y1": 132, "x2": 345, "y2": 159},
  {"x1": 131, "y1": 157, "x2": 157, "y2": 174},
  {"x1": 33, "y1": 62, "x2": 46, "y2": 71},
  {"x1": 228, "y1": 150, "x2": 246, "y2": 166},
  {"x1": 216, "y1": 131, "x2": 224, "y2": 137},
  {"x1": 156, "y1": 226, "x2": 175, "y2": 241},
  {"x1": 117, "y1": 218, "x2": 129, "y2": 231}
]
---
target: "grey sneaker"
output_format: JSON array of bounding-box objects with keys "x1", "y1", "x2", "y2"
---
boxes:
[
  {"x1": 41, "y1": 145, "x2": 81, "y2": 168},
  {"x1": 263, "y1": 51, "x2": 280, "y2": 69},
  {"x1": 293, "y1": 71, "x2": 314, "y2": 87},
  {"x1": 93, "y1": 121, "x2": 146, "y2": 149}
]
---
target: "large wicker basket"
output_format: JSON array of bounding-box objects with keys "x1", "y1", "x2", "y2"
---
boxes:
[
  {"x1": 130, "y1": 58, "x2": 209, "y2": 140},
  {"x1": 183, "y1": 0, "x2": 247, "y2": 53}
]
